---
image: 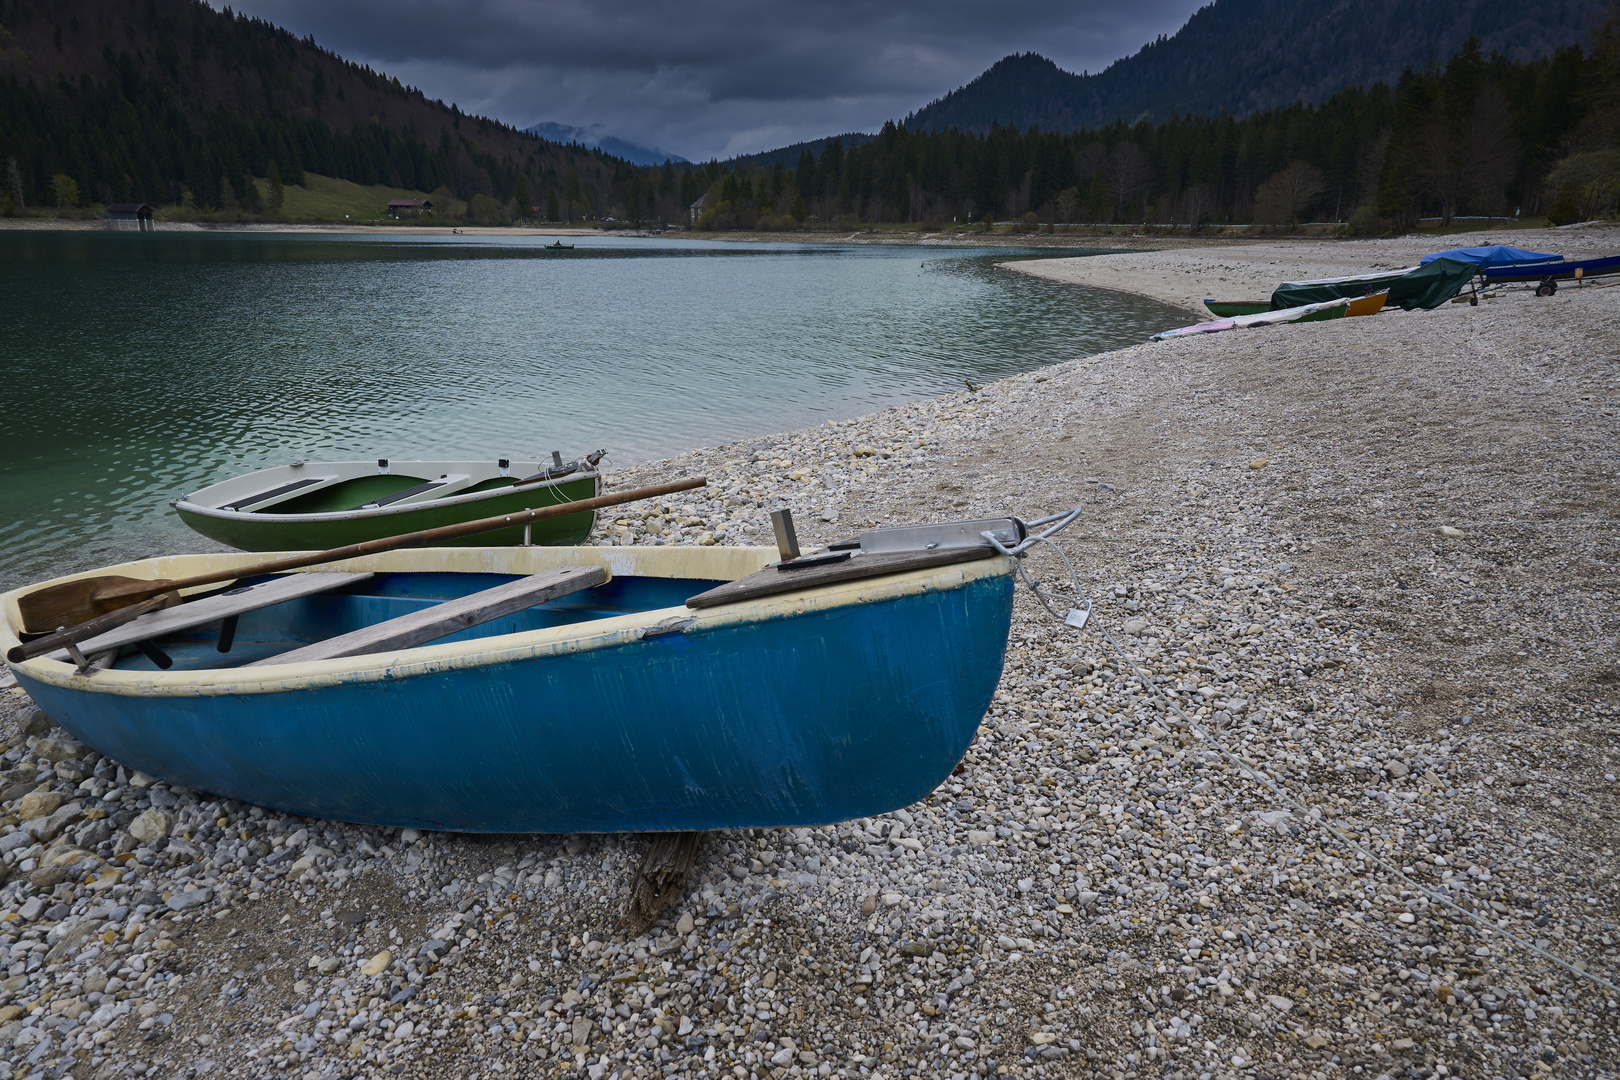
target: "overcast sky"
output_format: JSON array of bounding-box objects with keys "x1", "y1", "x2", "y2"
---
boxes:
[{"x1": 222, "y1": 1, "x2": 1208, "y2": 161}]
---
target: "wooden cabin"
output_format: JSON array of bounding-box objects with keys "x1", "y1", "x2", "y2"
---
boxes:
[
  {"x1": 105, "y1": 203, "x2": 154, "y2": 231},
  {"x1": 387, "y1": 199, "x2": 433, "y2": 219}
]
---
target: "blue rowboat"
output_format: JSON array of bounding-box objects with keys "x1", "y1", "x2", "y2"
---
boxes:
[
  {"x1": 1480, "y1": 253, "x2": 1620, "y2": 285},
  {"x1": 1, "y1": 542, "x2": 1016, "y2": 834}
]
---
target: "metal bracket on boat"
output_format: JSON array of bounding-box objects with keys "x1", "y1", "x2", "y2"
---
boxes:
[
  {"x1": 641, "y1": 616, "x2": 696, "y2": 640},
  {"x1": 857, "y1": 517, "x2": 1025, "y2": 555},
  {"x1": 979, "y1": 507, "x2": 1082, "y2": 558}
]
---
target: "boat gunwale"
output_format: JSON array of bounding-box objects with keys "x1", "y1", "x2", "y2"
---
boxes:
[
  {"x1": 1277, "y1": 266, "x2": 1419, "y2": 288},
  {"x1": 2, "y1": 547, "x2": 1015, "y2": 698},
  {"x1": 173, "y1": 460, "x2": 600, "y2": 524}
]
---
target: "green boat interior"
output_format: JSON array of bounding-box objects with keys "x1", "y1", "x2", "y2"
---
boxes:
[{"x1": 185, "y1": 457, "x2": 601, "y2": 517}]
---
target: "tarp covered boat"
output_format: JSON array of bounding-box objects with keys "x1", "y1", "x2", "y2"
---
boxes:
[
  {"x1": 1481, "y1": 253, "x2": 1620, "y2": 284},
  {"x1": 1419, "y1": 244, "x2": 1562, "y2": 269},
  {"x1": 1, "y1": 535, "x2": 1019, "y2": 833},
  {"x1": 1271, "y1": 258, "x2": 1480, "y2": 311},
  {"x1": 174, "y1": 455, "x2": 603, "y2": 552}
]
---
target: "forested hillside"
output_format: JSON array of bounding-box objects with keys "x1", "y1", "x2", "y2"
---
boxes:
[
  {"x1": 906, "y1": 0, "x2": 1593, "y2": 133},
  {"x1": 3, "y1": 0, "x2": 1616, "y2": 232},
  {"x1": 0, "y1": 0, "x2": 691, "y2": 220},
  {"x1": 690, "y1": 23, "x2": 1620, "y2": 232}
]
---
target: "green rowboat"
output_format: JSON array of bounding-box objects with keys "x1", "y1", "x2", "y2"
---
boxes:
[
  {"x1": 173, "y1": 454, "x2": 603, "y2": 552},
  {"x1": 1203, "y1": 300, "x2": 1271, "y2": 317}
]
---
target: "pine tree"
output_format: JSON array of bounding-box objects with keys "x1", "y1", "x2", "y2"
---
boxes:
[
  {"x1": 50, "y1": 174, "x2": 80, "y2": 212},
  {"x1": 5, "y1": 156, "x2": 24, "y2": 212},
  {"x1": 267, "y1": 160, "x2": 285, "y2": 214}
]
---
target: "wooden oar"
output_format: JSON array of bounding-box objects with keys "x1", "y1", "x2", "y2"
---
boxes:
[
  {"x1": 7, "y1": 593, "x2": 179, "y2": 666},
  {"x1": 13, "y1": 477, "x2": 705, "y2": 636}
]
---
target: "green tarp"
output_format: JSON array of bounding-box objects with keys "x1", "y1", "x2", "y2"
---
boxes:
[{"x1": 1270, "y1": 258, "x2": 1479, "y2": 311}]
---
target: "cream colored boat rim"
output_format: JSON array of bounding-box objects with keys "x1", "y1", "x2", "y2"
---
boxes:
[{"x1": 1, "y1": 546, "x2": 1015, "y2": 697}]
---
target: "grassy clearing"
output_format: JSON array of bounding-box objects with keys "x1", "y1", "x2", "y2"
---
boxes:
[{"x1": 251, "y1": 173, "x2": 465, "y2": 223}]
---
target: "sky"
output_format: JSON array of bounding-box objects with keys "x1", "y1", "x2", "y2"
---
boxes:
[{"x1": 220, "y1": 1, "x2": 1208, "y2": 161}]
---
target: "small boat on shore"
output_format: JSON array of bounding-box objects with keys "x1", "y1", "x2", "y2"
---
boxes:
[
  {"x1": 1, "y1": 524, "x2": 1023, "y2": 833},
  {"x1": 1480, "y1": 253, "x2": 1620, "y2": 290},
  {"x1": 173, "y1": 454, "x2": 603, "y2": 552},
  {"x1": 1346, "y1": 290, "x2": 1389, "y2": 317},
  {"x1": 1271, "y1": 258, "x2": 1480, "y2": 311},
  {"x1": 1154, "y1": 297, "x2": 1350, "y2": 340},
  {"x1": 1204, "y1": 291, "x2": 1386, "y2": 320},
  {"x1": 1203, "y1": 300, "x2": 1271, "y2": 317}
]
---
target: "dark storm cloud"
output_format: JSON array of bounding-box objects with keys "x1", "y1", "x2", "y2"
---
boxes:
[{"x1": 223, "y1": 0, "x2": 1206, "y2": 160}]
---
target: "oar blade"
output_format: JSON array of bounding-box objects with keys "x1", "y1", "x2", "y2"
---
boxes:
[{"x1": 14, "y1": 576, "x2": 172, "y2": 636}]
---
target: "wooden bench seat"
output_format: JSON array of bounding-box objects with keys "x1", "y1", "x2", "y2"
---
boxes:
[
  {"x1": 246, "y1": 564, "x2": 606, "y2": 667},
  {"x1": 46, "y1": 572, "x2": 375, "y2": 665}
]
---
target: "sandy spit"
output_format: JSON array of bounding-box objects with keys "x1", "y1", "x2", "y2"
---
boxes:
[{"x1": 1004, "y1": 226, "x2": 1620, "y2": 317}]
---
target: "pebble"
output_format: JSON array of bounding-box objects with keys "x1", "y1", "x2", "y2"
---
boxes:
[{"x1": 0, "y1": 228, "x2": 1615, "y2": 1080}]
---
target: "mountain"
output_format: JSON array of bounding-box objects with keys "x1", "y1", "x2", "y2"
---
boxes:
[
  {"x1": 721, "y1": 133, "x2": 876, "y2": 170},
  {"x1": 906, "y1": 0, "x2": 1595, "y2": 132},
  {"x1": 0, "y1": 0, "x2": 664, "y2": 218},
  {"x1": 527, "y1": 123, "x2": 687, "y2": 166}
]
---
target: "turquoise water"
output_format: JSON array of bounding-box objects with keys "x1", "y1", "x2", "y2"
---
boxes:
[{"x1": 0, "y1": 231, "x2": 1183, "y2": 587}]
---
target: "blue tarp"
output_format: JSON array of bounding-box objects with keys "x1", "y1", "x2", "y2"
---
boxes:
[{"x1": 1420, "y1": 244, "x2": 1562, "y2": 269}]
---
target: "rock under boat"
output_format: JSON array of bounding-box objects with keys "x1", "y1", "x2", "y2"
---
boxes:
[
  {"x1": 0, "y1": 523, "x2": 1028, "y2": 834},
  {"x1": 172, "y1": 453, "x2": 603, "y2": 552}
]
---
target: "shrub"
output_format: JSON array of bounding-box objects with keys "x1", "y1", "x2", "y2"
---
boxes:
[
  {"x1": 1344, "y1": 205, "x2": 1389, "y2": 236},
  {"x1": 467, "y1": 193, "x2": 505, "y2": 225},
  {"x1": 1545, "y1": 149, "x2": 1620, "y2": 224}
]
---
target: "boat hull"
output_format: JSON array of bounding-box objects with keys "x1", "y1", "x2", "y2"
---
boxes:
[
  {"x1": 1345, "y1": 291, "x2": 1389, "y2": 317},
  {"x1": 1481, "y1": 253, "x2": 1620, "y2": 284},
  {"x1": 1203, "y1": 300, "x2": 1270, "y2": 317},
  {"x1": 175, "y1": 474, "x2": 600, "y2": 551},
  {"x1": 3, "y1": 548, "x2": 1014, "y2": 833}
]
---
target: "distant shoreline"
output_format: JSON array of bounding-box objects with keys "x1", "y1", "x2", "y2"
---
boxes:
[{"x1": 0, "y1": 216, "x2": 1310, "y2": 252}]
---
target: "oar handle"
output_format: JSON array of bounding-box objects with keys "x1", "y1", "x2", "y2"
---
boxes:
[
  {"x1": 6, "y1": 593, "x2": 174, "y2": 665},
  {"x1": 13, "y1": 477, "x2": 708, "y2": 638},
  {"x1": 159, "y1": 477, "x2": 708, "y2": 593}
]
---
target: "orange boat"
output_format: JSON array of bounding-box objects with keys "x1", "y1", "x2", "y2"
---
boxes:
[{"x1": 1346, "y1": 290, "x2": 1389, "y2": 317}]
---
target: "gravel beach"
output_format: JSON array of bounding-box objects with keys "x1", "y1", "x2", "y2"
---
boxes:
[{"x1": 1, "y1": 226, "x2": 1616, "y2": 1080}]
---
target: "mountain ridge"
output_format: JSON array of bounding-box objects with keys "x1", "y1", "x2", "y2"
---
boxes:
[{"x1": 905, "y1": 0, "x2": 1594, "y2": 132}]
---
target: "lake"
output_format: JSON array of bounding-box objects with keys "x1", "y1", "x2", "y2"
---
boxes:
[{"x1": 0, "y1": 230, "x2": 1183, "y2": 588}]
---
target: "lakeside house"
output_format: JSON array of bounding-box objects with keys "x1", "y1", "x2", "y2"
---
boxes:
[
  {"x1": 105, "y1": 203, "x2": 154, "y2": 231},
  {"x1": 387, "y1": 199, "x2": 433, "y2": 218},
  {"x1": 688, "y1": 193, "x2": 708, "y2": 225}
]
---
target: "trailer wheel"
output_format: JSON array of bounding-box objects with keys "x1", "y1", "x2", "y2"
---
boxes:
[{"x1": 1535, "y1": 279, "x2": 1558, "y2": 296}]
